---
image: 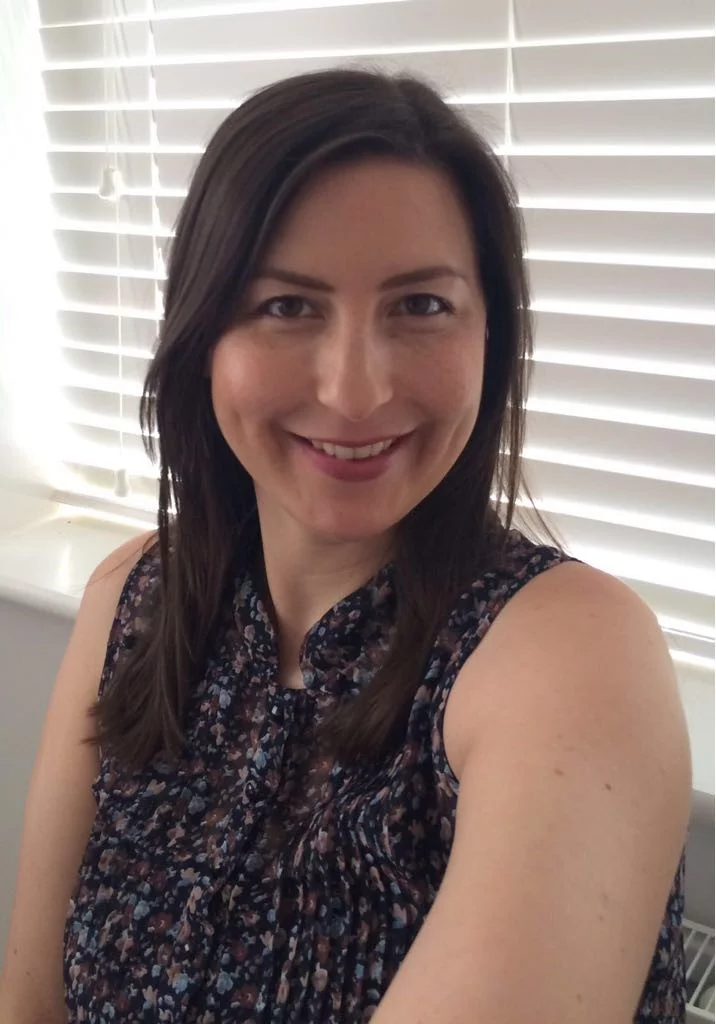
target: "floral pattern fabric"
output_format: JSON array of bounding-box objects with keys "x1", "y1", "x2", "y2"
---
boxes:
[{"x1": 64, "y1": 529, "x2": 687, "y2": 1022}]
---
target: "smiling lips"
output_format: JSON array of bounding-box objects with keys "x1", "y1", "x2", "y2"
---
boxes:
[
  {"x1": 308, "y1": 438, "x2": 398, "y2": 460},
  {"x1": 293, "y1": 432, "x2": 410, "y2": 462}
]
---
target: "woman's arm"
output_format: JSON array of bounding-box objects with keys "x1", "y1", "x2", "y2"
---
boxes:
[
  {"x1": 371, "y1": 563, "x2": 692, "y2": 1024},
  {"x1": 0, "y1": 532, "x2": 155, "y2": 1024}
]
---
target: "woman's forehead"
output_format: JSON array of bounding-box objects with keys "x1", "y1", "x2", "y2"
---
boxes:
[{"x1": 260, "y1": 162, "x2": 478, "y2": 283}]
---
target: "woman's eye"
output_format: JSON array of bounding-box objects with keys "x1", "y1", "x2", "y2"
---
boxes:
[
  {"x1": 256, "y1": 295, "x2": 313, "y2": 319},
  {"x1": 397, "y1": 294, "x2": 454, "y2": 317}
]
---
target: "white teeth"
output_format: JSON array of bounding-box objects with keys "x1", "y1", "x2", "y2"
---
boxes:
[{"x1": 310, "y1": 438, "x2": 397, "y2": 460}]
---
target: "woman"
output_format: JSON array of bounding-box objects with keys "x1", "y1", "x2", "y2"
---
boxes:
[{"x1": 0, "y1": 69, "x2": 691, "y2": 1023}]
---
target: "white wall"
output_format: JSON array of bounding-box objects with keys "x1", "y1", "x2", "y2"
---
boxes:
[
  {"x1": 0, "y1": 599, "x2": 72, "y2": 962},
  {"x1": 0, "y1": 596, "x2": 713, "y2": 967}
]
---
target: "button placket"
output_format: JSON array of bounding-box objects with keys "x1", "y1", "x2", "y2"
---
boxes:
[{"x1": 245, "y1": 695, "x2": 292, "y2": 806}]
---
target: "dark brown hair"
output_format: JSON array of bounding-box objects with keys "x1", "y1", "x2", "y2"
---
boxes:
[{"x1": 88, "y1": 66, "x2": 568, "y2": 772}]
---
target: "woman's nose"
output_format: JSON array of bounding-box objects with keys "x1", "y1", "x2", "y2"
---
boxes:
[{"x1": 315, "y1": 319, "x2": 393, "y2": 422}]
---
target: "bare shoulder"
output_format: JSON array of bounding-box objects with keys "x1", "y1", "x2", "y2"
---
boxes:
[
  {"x1": 74, "y1": 528, "x2": 157, "y2": 663},
  {"x1": 84, "y1": 527, "x2": 158, "y2": 602},
  {"x1": 484, "y1": 559, "x2": 659, "y2": 640},
  {"x1": 63, "y1": 527, "x2": 159, "y2": 711},
  {"x1": 373, "y1": 560, "x2": 691, "y2": 1023},
  {"x1": 443, "y1": 559, "x2": 686, "y2": 783}
]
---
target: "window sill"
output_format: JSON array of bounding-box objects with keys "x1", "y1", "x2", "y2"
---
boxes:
[{"x1": 0, "y1": 488, "x2": 145, "y2": 618}]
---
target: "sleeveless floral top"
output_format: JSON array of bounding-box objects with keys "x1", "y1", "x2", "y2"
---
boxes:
[{"x1": 64, "y1": 529, "x2": 687, "y2": 1022}]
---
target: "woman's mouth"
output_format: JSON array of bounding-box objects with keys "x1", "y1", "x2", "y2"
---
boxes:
[
  {"x1": 302, "y1": 436, "x2": 400, "y2": 461},
  {"x1": 291, "y1": 432, "x2": 412, "y2": 481}
]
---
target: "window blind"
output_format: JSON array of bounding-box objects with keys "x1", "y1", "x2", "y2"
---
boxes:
[{"x1": 37, "y1": 0, "x2": 715, "y2": 779}]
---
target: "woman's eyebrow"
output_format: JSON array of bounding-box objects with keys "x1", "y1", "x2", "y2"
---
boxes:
[{"x1": 254, "y1": 265, "x2": 468, "y2": 292}]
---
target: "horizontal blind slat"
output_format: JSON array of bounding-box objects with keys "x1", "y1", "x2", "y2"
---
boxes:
[
  {"x1": 525, "y1": 409, "x2": 714, "y2": 482},
  {"x1": 528, "y1": 261, "x2": 714, "y2": 312},
  {"x1": 52, "y1": 192, "x2": 153, "y2": 227},
  {"x1": 518, "y1": 508, "x2": 713, "y2": 594},
  {"x1": 62, "y1": 347, "x2": 150, "y2": 388},
  {"x1": 38, "y1": 0, "x2": 411, "y2": 24},
  {"x1": 39, "y1": 0, "x2": 146, "y2": 25},
  {"x1": 45, "y1": 109, "x2": 152, "y2": 146},
  {"x1": 151, "y1": 0, "x2": 424, "y2": 15},
  {"x1": 629, "y1": 578, "x2": 714, "y2": 639},
  {"x1": 63, "y1": 384, "x2": 141, "y2": 422},
  {"x1": 65, "y1": 427, "x2": 153, "y2": 468},
  {"x1": 512, "y1": 36, "x2": 715, "y2": 92},
  {"x1": 530, "y1": 361, "x2": 714, "y2": 424},
  {"x1": 58, "y1": 309, "x2": 158, "y2": 349},
  {"x1": 57, "y1": 271, "x2": 158, "y2": 315},
  {"x1": 523, "y1": 209, "x2": 715, "y2": 260},
  {"x1": 54, "y1": 229, "x2": 156, "y2": 270},
  {"x1": 533, "y1": 312, "x2": 714, "y2": 369},
  {"x1": 48, "y1": 150, "x2": 153, "y2": 189},
  {"x1": 41, "y1": 21, "x2": 151, "y2": 63},
  {"x1": 663, "y1": 633, "x2": 714, "y2": 662},
  {"x1": 511, "y1": 154, "x2": 715, "y2": 204},
  {"x1": 522, "y1": 458, "x2": 714, "y2": 537},
  {"x1": 511, "y1": 97, "x2": 714, "y2": 146},
  {"x1": 43, "y1": 67, "x2": 150, "y2": 106},
  {"x1": 513, "y1": 0, "x2": 714, "y2": 39}
]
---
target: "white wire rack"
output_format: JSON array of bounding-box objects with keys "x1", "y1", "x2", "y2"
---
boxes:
[{"x1": 685, "y1": 918, "x2": 715, "y2": 1022}]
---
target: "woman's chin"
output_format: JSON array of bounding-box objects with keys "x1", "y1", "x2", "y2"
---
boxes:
[{"x1": 299, "y1": 511, "x2": 399, "y2": 546}]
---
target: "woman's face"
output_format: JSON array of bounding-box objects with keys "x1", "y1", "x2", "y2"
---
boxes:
[{"x1": 211, "y1": 157, "x2": 487, "y2": 546}]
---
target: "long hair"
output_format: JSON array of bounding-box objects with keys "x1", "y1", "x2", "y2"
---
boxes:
[{"x1": 88, "y1": 66, "x2": 567, "y2": 772}]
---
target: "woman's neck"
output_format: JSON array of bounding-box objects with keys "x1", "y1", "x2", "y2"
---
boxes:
[{"x1": 253, "y1": 517, "x2": 393, "y2": 682}]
